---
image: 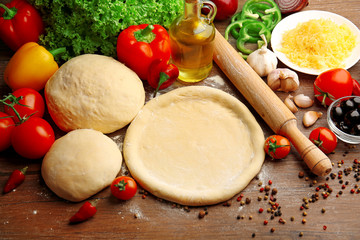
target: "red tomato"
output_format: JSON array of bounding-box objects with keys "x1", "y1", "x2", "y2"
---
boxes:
[
  {"x1": 210, "y1": 0, "x2": 239, "y2": 21},
  {"x1": 309, "y1": 127, "x2": 337, "y2": 154},
  {"x1": 11, "y1": 117, "x2": 55, "y2": 159},
  {"x1": 111, "y1": 176, "x2": 137, "y2": 200},
  {"x1": 314, "y1": 68, "x2": 353, "y2": 106},
  {"x1": 0, "y1": 112, "x2": 15, "y2": 152},
  {"x1": 4, "y1": 88, "x2": 45, "y2": 123},
  {"x1": 264, "y1": 135, "x2": 291, "y2": 160}
]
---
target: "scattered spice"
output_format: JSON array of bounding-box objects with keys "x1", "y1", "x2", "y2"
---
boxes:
[
  {"x1": 264, "y1": 220, "x2": 268, "y2": 225},
  {"x1": 299, "y1": 232, "x2": 304, "y2": 237},
  {"x1": 258, "y1": 208, "x2": 264, "y2": 213},
  {"x1": 245, "y1": 198, "x2": 251, "y2": 204},
  {"x1": 302, "y1": 219, "x2": 307, "y2": 224},
  {"x1": 321, "y1": 208, "x2": 326, "y2": 213},
  {"x1": 323, "y1": 225, "x2": 327, "y2": 230},
  {"x1": 270, "y1": 227, "x2": 275, "y2": 233},
  {"x1": 271, "y1": 188, "x2": 278, "y2": 195},
  {"x1": 198, "y1": 210, "x2": 206, "y2": 219}
]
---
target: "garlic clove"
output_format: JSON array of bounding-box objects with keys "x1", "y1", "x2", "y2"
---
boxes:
[
  {"x1": 302, "y1": 111, "x2": 323, "y2": 127},
  {"x1": 294, "y1": 94, "x2": 314, "y2": 108},
  {"x1": 284, "y1": 94, "x2": 298, "y2": 113}
]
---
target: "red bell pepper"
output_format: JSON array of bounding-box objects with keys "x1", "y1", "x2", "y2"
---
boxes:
[
  {"x1": 0, "y1": 0, "x2": 44, "y2": 51},
  {"x1": 69, "y1": 199, "x2": 98, "y2": 223},
  {"x1": 147, "y1": 58, "x2": 179, "y2": 97},
  {"x1": 3, "y1": 166, "x2": 28, "y2": 194},
  {"x1": 353, "y1": 78, "x2": 360, "y2": 96},
  {"x1": 116, "y1": 24, "x2": 171, "y2": 80}
]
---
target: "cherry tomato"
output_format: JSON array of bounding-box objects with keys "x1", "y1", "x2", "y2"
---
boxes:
[
  {"x1": 264, "y1": 135, "x2": 291, "y2": 160},
  {"x1": 314, "y1": 68, "x2": 353, "y2": 107},
  {"x1": 309, "y1": 127, "x2": 338, "y2": 154},
  {"x1": 11, "y1": 117, "x2": 55, "y2": 159},
  {"x1": 4, "y1": 88, "x2": 45, "y2": 123},
  {"x1": 0, "y1": 112, "x2": 15, "y2": 152},
  {"x1": 111, "y1": 176, "x2": 137, "y2": 200}
]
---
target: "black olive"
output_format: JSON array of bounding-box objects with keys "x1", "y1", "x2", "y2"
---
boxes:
[
  {"x1": 344, "y1": 109, "x2": 360, "y2": 127},
  {"x1": 354, "y1": 97, "x2": 360, "y2": 109},
  {"x1": 351, "y1": 124, "x2": 360, "y2": 136},
  {"x1": 331, "y1": 106, "x2": 344, "y2": 122},
  {"x1": 340, "y1": 99, "x2": 356, "y2": 112},
  {"x1": 339, "y1": 121, "x2": 351, "y2": 133}
]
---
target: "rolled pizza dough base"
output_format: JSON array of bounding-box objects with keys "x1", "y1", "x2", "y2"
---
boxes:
[{"x1": 123, "y1": 86, "x2": 265, "y2": 206}]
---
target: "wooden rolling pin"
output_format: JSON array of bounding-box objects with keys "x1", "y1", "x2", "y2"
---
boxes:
[{"x1": 213, "y1": 29, "x2": 332, "y2": 176}]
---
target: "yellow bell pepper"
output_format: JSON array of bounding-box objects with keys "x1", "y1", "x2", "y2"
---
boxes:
[{"x1": 4, "y1": 42, "x2": 65, "y2": 91}]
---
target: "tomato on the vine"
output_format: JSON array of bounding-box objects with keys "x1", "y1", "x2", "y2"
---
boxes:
[
  {"x1": 11, "y1": 117, "x2": 55, "y2": 159},
  {"x1": 264, "y1": 135, "x2": 291, "y2": 160},
  {"x1": 111, "y1": 176, "x2": 137, "y2": 200},
  {"x1": 4, "y1": 88, "x2": 45, "y2": 123},
  {"x1": 0, "y1": 112, "x2": 15, "y2": 152},
  {"x1": 314, "y1": 68, "x2": 353, "y2": 107},
  {"x1": 309, "y1": 127, "x2": 337, "y2": 154}
]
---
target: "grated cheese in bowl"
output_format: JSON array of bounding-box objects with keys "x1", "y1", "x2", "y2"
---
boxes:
[{"x1": 279, "y1": 18, "x2": 357, "y2": 71}]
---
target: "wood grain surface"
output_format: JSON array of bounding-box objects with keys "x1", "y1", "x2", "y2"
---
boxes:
[{"x1": 1, "y1": 0, "x2": 360, "y2": 239}]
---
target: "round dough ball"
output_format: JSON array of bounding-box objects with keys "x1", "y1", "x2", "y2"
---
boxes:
[
  {"x1": 45, "y1": 54, "x2": 145, "y2": 133},
  {"x1": 42, "y1": 129, "x2": 122, "y2": 202}
]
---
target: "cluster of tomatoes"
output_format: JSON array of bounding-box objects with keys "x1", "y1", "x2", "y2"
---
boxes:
[{"x1": 0, "y1": 87, "x2": 55, "y2": 159}]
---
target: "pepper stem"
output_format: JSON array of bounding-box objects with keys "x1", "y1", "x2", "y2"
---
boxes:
[
  {"x1": 20, "y1": 166, "x2": 29, "y2": 175},
  {"x1": 134, "y1": 25, "x2": 156, "y2": 43},
  {"x1": 154, "y1": 72, "x2": 170, "y2": 97},
  {"x1": 49, "y1": 47, "x2": 66, "y2": 57},
  {"x1": 0, "y1": 4, "x2": 17, "y2": 20}
]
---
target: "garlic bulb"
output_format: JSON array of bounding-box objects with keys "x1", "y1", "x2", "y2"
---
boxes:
[
  {"x1": 303, "y1": 111, "x2": 323, "y2": 127},
  {"x1": 267, "y1": 68, "x2": 299, "y2": 92},
  {"x1": 246, "y1": 34, "x2": 278, "y2": 77},
  {"x1": 294, "y1": 94, "x2": 314, "y2": 108},
  {"x1": 284, "y1": 95, "x2": 298, "y2": 113}
]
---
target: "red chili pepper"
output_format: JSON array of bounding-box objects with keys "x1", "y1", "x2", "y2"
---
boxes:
[
  {"x1": 116, "y1": 24, "x2": 171, "y2": 80},
  {"x1": 147, "y1": 58, "x2": 179, "y2": 96},
  {"x1": 3, "y1": 166, "x2": 28, "y2": 194},
  {"x1": 69, "y1": 199, "x2": 98, "y2": 223},
  {"x1": 352, "y1": 78, "x2": 360, "y2": 96},
  {"x1": 0, "y1": 0, "x2": 44, "y2": 51}
]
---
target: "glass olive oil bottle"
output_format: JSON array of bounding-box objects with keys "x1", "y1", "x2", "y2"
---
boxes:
[{"x1": 169, "y1": 0, "x2": 217, "y2": 83}]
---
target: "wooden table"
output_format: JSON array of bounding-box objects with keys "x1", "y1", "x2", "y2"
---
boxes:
[{"x1": 1, "y1": 0, "x2": 360, "y2": 239}]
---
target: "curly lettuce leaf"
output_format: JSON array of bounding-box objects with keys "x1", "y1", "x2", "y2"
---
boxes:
[{"x1": 29, "y1": 0, "x2": 184, "y2": 62}]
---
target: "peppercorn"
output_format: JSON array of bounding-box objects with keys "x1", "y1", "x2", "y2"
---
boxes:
[
  {"x1": 198, "y1": 210, "x2": 206, "y2": 219},
  {"x1": 299, "y1": 232, "x2": 304, "y2": 237},
  {"x1": 268, "y1": 180, "x2": 273, "y2": 185},
  {"x1": 271, "y1": 188, "x2": 278, "y2": 195},
  {"x1": 245, "y1": 198, "x2": 251, "y2": 204},
  {"x1": 265, "y1": 186, "x2": 271, "y2": 192},
  {"x1": 290, "y1": 216, "x2": 295, "y2": 221},
  {"x1": 258, "y1": 196, "x2": 262, "y2": 201},
  {"x1": 264, "y1": 220, "x2": 268, "y2": 225},
  {"x1": 252, "y1": 233, "x2": 256, "y2": 238},
  {"x1": 270, "y1": 228, "x2": 275, "y2": 233},
  {"x1": 321, "y1": 208, "x2": 326, "y2": 213},
  {"x1": 302, "y1": 219, "x2": 306, "y2": 224},
  {"x1": 259, "y1": 208, "x2": 264, "y2": 213},
  {"x1": 298, "y1": 171, "x2": 304, "y2": 178}
]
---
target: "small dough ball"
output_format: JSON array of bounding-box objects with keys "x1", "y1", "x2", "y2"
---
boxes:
[
  {"x1": 41, "y1": 129, "x2": 122, "y2": 202},
  {"x1": 45, "y1": 54, "x2": 145, "y2": 133}
]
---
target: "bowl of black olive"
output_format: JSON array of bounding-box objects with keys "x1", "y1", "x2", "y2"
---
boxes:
[{"x1": 327, "y1": 96, "x2": 360, "y2": 144}]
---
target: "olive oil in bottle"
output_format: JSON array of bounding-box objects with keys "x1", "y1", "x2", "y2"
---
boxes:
[{"x1": 169, "y1": 0, "x2": 217, "y2": 83}]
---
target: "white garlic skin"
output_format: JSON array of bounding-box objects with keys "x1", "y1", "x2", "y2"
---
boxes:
[
  {"x1": 302, "y1": 111, "x2": 323, "y2": 127},
  {"x1": 294, "y1": 94, "x2": 314, "y2": 108},
  {"x1": 246, "y1": 34, "x2": 278, "y2": 77},
  {"x1": 267, "y1": 68, "x2": 299, "y2": 92},
  {"x1": 284, "y1": 95, "x2": 298, "y2": 113}
]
